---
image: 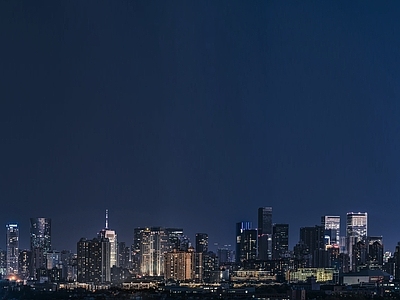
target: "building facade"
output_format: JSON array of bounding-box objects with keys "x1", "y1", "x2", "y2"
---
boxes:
[
  {"x1": 195, "y1": 233, "x2": 208, "y2": 253},
  {"x1": 346, "y1": 212, "x2": 367, "y2": 270},
  {"x1": 30, "y1": 217, "x2": 51, "y2": 275},
  {"x1": 235, "y1": 221, "x2": 252, "y2": 263},
  {"x1": 272, "y1": 224, "x2": 289, "y2": 259},
  {"x1": 258, "y1": 207, "x2": 273, "y2": 260},
  {"x1": 321, "y1": 216, "x2": 340, "y2": 246},
  {"x1": 77, "y1": 237, "x2": 111, "y2": 283},
  {"x1": 6, "y1": 223, "x2": 19, "y2": 275}
]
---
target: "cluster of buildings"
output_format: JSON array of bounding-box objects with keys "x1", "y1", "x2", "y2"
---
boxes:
[{"x1": 3, "y1": 207, "x2": 400, "y2": 292}]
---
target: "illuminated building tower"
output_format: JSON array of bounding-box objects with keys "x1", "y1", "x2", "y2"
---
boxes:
[
  {"x1": 272, "y1": 224, "x2": 289, "y2": 259},
  {"x1": 46, "y1": 250, "x2": 61, "y2": 269},
  {"x1": 195, "y1": 233, "x2": 208, "y2": 253},
  {"x1": 132, "y1": 227, "x2": 145, "y2": 274},
  {"x1": 98, "y1": 210, "x2": 118, "y2": 268},
  {"x1": 18, "y1": 250, "x2": 32, "y2": 279},
  {"x1": 235, "y1": 221, "x2": 252, "y2": 263},
  {"x1": 346, "y1": 212, "x2": 367, "y2": 270},
  {"x1": 239, "y1": 229, "x2": 258, "y2": 263},
  {"x1": 164, "y1": 248, "x2": 200, "y2": 281},
  {"x1": 139, "y1": 227, "x2": 169, "y2": 276},
  {"x1": 30, "y1": 218, "x2": 51, "y2": 251},
  {"x1": 258, "y1": 207, "x2": 273, "y2": 260},
  {"x1": 203, "y1": 251, "x2": 218, "y2": 283},
  {"x1": 352, "y1": 241, "x2": 368, "y2": 272},
  {"x1": 0, "y1": 250, "x2": 6, "y2": 276},
  {"x1": 165, "y1": 228, "x2": 184, "y2": 250},
  {"x1": 321, "y1": 216, "x2": 340, "y2": 246},
  {"x1": 6, "y1": 223, "x2": 19, "y2": 275},
  {"x1": 77, "y1": 237, "x2": 111, "y2": 283},
  {"x1": 368, "y1": 236, "x2": 383, "y2": 269},
  {"x1": 30, "y1": 217, "x2": 51, "y2": 276}
]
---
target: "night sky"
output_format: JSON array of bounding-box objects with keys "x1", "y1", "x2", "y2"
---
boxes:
[{"x1": 1, "y1": 1, "x2": 400, "y2": 253}]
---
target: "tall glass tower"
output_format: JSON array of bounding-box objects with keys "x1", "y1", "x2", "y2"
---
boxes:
[
  {"x1": 30, "y1": 218, "x2": 51, "y2": 251},
  {"x1": 346, "y1": 212, "x2": 367, "y2": 270},
  {"x1": 321, "y1": 215, "x2": 340, "y2": 246},
  {"x1": 258, "y1": 207, "x2": 273, "y2": 260},
  {"x1": 6, "y1": 223, "x2": 19, "y2": 275},
  {"x1": 30, "y1": 217, "x2": 51, "y2": 273}
]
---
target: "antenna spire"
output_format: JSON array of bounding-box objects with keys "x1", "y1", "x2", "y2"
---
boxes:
[{"x1": 105, "y1": 209, "x2": 109, "y2": 229}]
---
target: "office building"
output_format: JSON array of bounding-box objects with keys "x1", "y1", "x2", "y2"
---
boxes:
[
  {"x1": 77, "y1": 237, "x2": 111, "y2": 283},
  {"x1": 30, "y1": 217, "x2": 51, "y2": 275},
  {"x1": 30, "y1": 218, "x2": 51, "y2": 251},
  {"x1": 164, "y1": 248, "x2": 201, "y2": 281},
  {"x1": 139, "y1": 227, "x2": 169, "y2": 276},
  {"x1": 321, "y1": 216, "x2": 340, "y2": 246},
  {"x1": 98, "y1": 210, "x2": 118, "y2": 268},
  {"x1": 238, "y1": 229, "x2": 258, "y2": 263},
  {"x1": 235, "y1": 221, "x2": 252, "y2": 263},
  {"x1": 165, "y1": 228, "x2": 184, "y2": 250},
  {"x1": 346, "y1": 212, "x2": 367, "y2": 270},
  {"x1": 299, "y1": 226, "x2": 326, "y2": 268},
  {"x1": 272, "y1": 224, "x2": 289, "y2": 259},
  {"x1": 195, "y1": 233, "x2": 208, "y2": 253},
  {"x1": 18, "y1": 250, "x2": 32, "y2": 279},
  {"x1": 6, "y1": 223, "x2": 19, "y2": 275},
  {"x1": 217, "y1": 247, "x2": 234, "y2": 264},
  {"x1": 368, "y1": 236, "x2": 383, "y2": 268},
  {"x1": 258, "y1": 207, "x2": 273, "y2": 260}
]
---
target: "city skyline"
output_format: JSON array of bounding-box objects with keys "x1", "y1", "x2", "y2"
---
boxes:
[
  {"x1": 1, "y1": 208, "x2": 393, "y2": 255},
  {"x1": 2, "y1": 1, "x2": 400, "y2": 266}
]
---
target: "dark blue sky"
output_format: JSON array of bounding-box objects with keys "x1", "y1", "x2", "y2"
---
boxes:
[{"x1": 1, "y1": 1, "x2": 400, "y2": 253}]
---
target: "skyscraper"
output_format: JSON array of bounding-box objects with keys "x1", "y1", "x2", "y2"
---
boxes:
[
  {"x1": 77, "y1": 237, "x2": 111, "y2": 283},
  {"x1": 236, "y1": 221, "x2": 252, "y2": 263},
  {"x1": 238, "y1": 229, "x2": 258, "y2": 263},
  {"x1": 6, "y1": 223, "x2": 19, "y2": 275},
  {"x1": 30, "y1": 218, "x2": 51, "y2": 274},
  {"x1": 272, "y1": 224, "x2": 289, "y2": 259},
  {"x1": 321, "y1": 216, "x2": 340, "y2": 246},
  {"x1": 195, "y1": 233, "x2": 208, "y2": 253},
  {"x1": 299, "y1": 226, "x2": 326, "y2": 267},
  {"x1": 98, "y1": 210, "x2": 118, "y2": 268},
  {"x1": 346, "y1": 212, "x2": 367, "y2": 270},
  {"x1": 139, "y1": 227, "x2": 169, "y2": 276},
  {"x1": 30, "y1": 218, "x2": 51, "y2": 251},
  {"x1": 258, "y1": 207, "x2": 273, "y2": 260}
]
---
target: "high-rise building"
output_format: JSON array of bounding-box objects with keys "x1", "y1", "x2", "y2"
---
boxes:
[
  {"x1": 346, "y1": 212, "x2": 367, "y2": 270},
  {"x1": 258, "y1": 207, "x2": 273, "y2": 260},
  {"x1": 235, "y1": 222, "x2": 252, "y2": 263},
  {"x1": 299, "y1": 226, "x2": 326, "y2": 267},
  {"x1": 46, "y1": 250, "x2": 61, "y2": 269},
  {"x1": 98, "y1": 210, "x2": 118, "y2": 268},
  {"x1": 195, "y1": 233, "x2": 208, "y2": 253},
  {"x1": 321, "y1": 216, "x2": 340, "y2": 246},
  {"x1": 30, "y1": 217, "x2": 51, "y2": 275},
  {"x1": 238, "y1": 229, "x2": 258, "y2": 263},
  {"x1": 18, "y1": 250, "x2": 32, "y2": 279},
  {"x1": 272, "y1": 224, "x2": 289, "y2": 259},
  {"x1": 132, "y1": 227, "x2": 145, "y2": 274},
  {"x1": 30, "y1": 218, "x2": 51, "y2": 251},
  {"x1": 165, "y1": 228, "x2": 184, "y2": 251},
  {"x1": 77, "y1": 237, "x2": 111, "y2": 283},
  {"x1": 6, "y1": 223, "x2": 19, "y2": 275},
  {"x1": 139, "y1": 227, "x2": 169, "y2": 276},
  {"x1": 0, "y1": 250, "x2": 6, "y2": 276},
  {"x1": 368, "y1": 236, "x2": 383, "y2": 269},
  {"x1": 164, "y1": 248, "x2": 201, "y2": 281},
  {"x1": 217, "y1": 248, "x2": 234, "y2": 264}
]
